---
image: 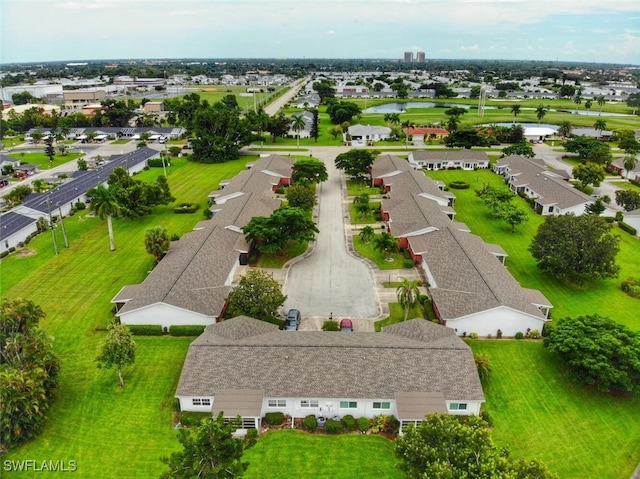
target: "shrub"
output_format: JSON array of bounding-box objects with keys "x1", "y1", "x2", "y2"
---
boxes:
[
  {"x1": 147, "y1": 158, "x2": 170, "y2": 168},
  {"x1": 604, "y1": 216, "x2": 615, "y2": 223},
  {"x1": 496, "y1": 329, "x2": 503, "y2": 339},
  {"x1": 515, "y1": 331, "x2": 524, "y2": 340},
  {"x1": 618, "y1": 221, "x2": 637, "y2": 236},
  {"x1": 303, "y1": 414, "x2": 317, "y2": 432},
  {"x1": 621, "y1": 277, "x2": 640, "y2": 299},
  {"x1": 341, "y1": 414, "x2": 356, "y2": 431},
  {"x1": 468, "y1": 332, "x2": 479, "y2": 339},
  {"x1": 480, "y1": 408, "x2": 494, "y2": 427},
  {"x1": 73, "y1": 201, "x2": 86, "y2": 211},
  {"x1": 264, "y1": 412, "x2": 285, "y2": 426},
  {"x1": 127, "y1": 324, "x2": 163, "y2": 336},
  {"x1": 357, "y1": 416, "x2": 370, "y2": 433},
  {"x1": 402, "y1": 258, "x2": 414, "y2": 268},
  {"x1": 8, "y1": 247, "x2": 16, "y2": 253},
  {"x1": 0, "y1": 251, "x2": 9, "y2": 259},
  {"x1": 169, "y1": 325, "x2": 206, "y2": 336},
  {"x1": 322, "y1": 320, "x2": 340, "y2": 331},
  {"x1": 529, "y1": 329, "x2": 541, "y2": 339},
  {"x1": 174, "y1": 202, "x2": 200, "y2": 214},
  {"x1": 170, "y1": 233, "x2": 180, "y2": 241},
  {"x1": 178, "y1": 411, "x2": 210, "y2": 427},
  {"x1": 203, "y1": 208, "x2": 213, "y2": 219},
  {"x1": 615, "y1": 211, "x2": 624, "y2": 222},
  {"x1": 448, "y1": 181, "x2": 470, "y2": 189},
  {"x1": 325, "y1": 419, "x2": 343, "y2": 434}
]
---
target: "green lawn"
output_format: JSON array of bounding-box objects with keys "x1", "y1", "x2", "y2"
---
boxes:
[
  {"x1": 7, "y1": 151, "x2": 82, "y2": 169},
  {"x1": 1, "y1": 155, "x2": 255, "y2": 477},
  {"x1": 374, "y1": 303, "x2": 425, "y2": 332},
  {"x1": 349, "y1": 201, "x2": 382, "y2": 224},
  {"x1": 425, "y1": 169, "x2": 640, "y2": 330},
  {"x1": 468, "y1": 340, "x2": 640, "y2": 479},
  {"x1": 611, "y1": 180, "x2": 640, "y2": 193},
  {"x1": 244, "y1": 430, "x2": 402, "y2": 479},
  {"x1": 345, "y1": 180, "x2": 381, "y2": 197},
  {"x1": 352, "y1": 234, "x2": 410, "y2": 270}
]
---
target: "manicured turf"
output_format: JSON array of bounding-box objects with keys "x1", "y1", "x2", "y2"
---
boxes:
[
  {"x1": 6, "y1": 151, "x2": 83, "y2": 169},
  {"x1": 352, "y1": 234, "x2": 410, "y2": 270},
  {"x1": 1, "y1": 155, "x2": 255, "y2": 478},
  {"x1": 425, "y1": 169, "x2": 640, "y2": 330},
  {"x1": 244, "y1": 430, "x2": 402, "y2": 479},
  {"x1": 468, "y1": 340, "x2": 640, "y2": 479}
]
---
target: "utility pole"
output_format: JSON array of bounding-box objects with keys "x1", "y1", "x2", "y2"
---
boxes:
[
  {"x1": 47, "y1": 198, "x2": 59, "y2": 255},
  {"x1": 58, "y1": 203, "x2": 69, "y2": 248}
]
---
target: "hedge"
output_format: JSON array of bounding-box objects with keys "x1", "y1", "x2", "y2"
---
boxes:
[
  {"x1": 325, "y1": 419, "x2": 343, "y2": 434},
  {"x1": 128, "y1": 324, "x2": 163, "y2": 336},
  {"x1": 174, "y1": 203, "x2": 200, "y2": 214},
  {"x1": 303, "y1": 415, "x2": 317, "y2": 432},
  {"x1": 169, "y1": 325, "x2": 206, "y2": 336},
  {"x1": 448, "y1": 181, "x2": 470, "y2": 189},
  {"x1": 618, "y1": 221, "x2": 637, "y2": 236},
  {"x1": 147, "y1": 158, "x2": 170, "y2": 168},
  {"x1": 264, "y1": 412, "x2": 285, "y2": 426},
  {"x1": 179, "y1": 411, "x2": 210, "y2": 428}
]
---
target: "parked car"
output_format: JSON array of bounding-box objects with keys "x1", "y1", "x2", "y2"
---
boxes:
[
  {"x1": 284, "y1": 309, "x2": 301, "y2": 331},
  {"x1": 339, "y1": 318, "x2": 353, "y2": 332}
]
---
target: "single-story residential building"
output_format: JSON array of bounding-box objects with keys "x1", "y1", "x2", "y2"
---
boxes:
[
  {"x1": 609, "y1": 157, "x2": 640, "y2": 183},
  {"x1": 370, "y1": 154, "x2": 552, "y2": 337},
  {"x1": 175, "y1": 316, "x2": 485, "y2": 432},
  {"x1": 494, "y1": 155, "x2": 594, "y2": 216},
  {"x1": 287, "y1": 111, "x2": 314, "y2": 139},
  {"x1": 404, "y1": 127, "x2": 449, "y2": 142},
  {"x1": 294, "y1": 92, "x2": 320, "y2": 109},
  {"x1": 408, "y1": 150, "x2": 489, "y2": 171},
  {"x1": 347, "y1": 124, "x2": 391, "y2": 145}
]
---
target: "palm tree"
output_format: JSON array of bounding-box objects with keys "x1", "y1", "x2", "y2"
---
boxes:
[
  {"x1": 557, "y1": 121, "x2": 572, "y2": 139},
  {"x1": 593, "y1": 119, "x2": 607, "y2": 139},
  {"x1": 384, "y1": 113, "x2": 401, "y2": 126},
  {"x1": 144, "y1": 226, "x2": 170, "y2": 262},
  {"x1": 88, "y1": 184, "x2": 121, "y2": 251},
  {"x1": 359, "y1": 225, "x2": 375, "y2": 244},
  {"x1": 623, "y1": 155, "x2": 638, "y2": 180},
  {"x1": 535, "y1": 104, "x2": 548, "y2": 126},
  {"x1": 290, "y1": 114, "x2": 306, "y2": 150},
  {"x1": 573, "y1": 93, "x2": 582, "y2": 110},
  {"x1": 510, "y1": 104, "x2": 521, "y2": 124},
  {"x1": 396, "y1": 277, "x2": 420, "y2": 321},
  {"x1": 446, "y1": 116, "x2": 459, "y2": 132},
  {"x1": 596, "y1": 94, "x2": 606, "y2": 115},
  {"x1": 584, "y1": 99, "x2": 592, "y2": 113},
  {"x1": 372, "y1": 232, "x2": 398, "y2": 262}
]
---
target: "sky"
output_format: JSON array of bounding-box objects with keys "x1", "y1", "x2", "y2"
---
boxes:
[{"x1": 1, "y1": 0, "x2": 639, "y2": 65}]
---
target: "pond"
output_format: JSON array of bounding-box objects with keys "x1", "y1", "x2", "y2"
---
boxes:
[{"x1": 364, "y1": 102, "x2": 634, "y2": 117}]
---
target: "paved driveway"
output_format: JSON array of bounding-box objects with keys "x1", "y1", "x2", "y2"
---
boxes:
[{"x1": 282, "y1": 148, "x2": 379, "y2": 322}]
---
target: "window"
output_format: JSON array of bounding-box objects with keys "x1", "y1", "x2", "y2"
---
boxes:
[
  {"x1": 373, "y1": 401, "x2": 391, "y2": 410},
  {"x1": 192, "y1": 398, "x2": 211, "y2": 406},
  {"x1": 340, "y1": 401, "x2": 357, "y2": 409},
  {"x1": 300, "y1": 400, "x2": 319, "y2": 408},
  {"x1": 268, "y1": 399, "x2": 287, "y2": 408},
  {"x1": 449, "y1": 403, "x2": 467, "y2": 411}
]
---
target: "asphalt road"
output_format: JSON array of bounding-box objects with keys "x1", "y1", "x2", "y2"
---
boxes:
[{"x1": 282, "y1": 147, "x2": 380, "y2": 321}]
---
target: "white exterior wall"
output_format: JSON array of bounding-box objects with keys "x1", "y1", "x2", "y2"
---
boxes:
[
  {"x1": 119, "y1": 303, "x2": 216, "y2": 330},
  {"x1": 624, "y1": 215, "x2": 640, "y2": 237},
  {"x1": 558, "y1": 203, "x2": 590, "y2": 216},
  {"x1": 446, "y1": 400, "x2": 483, "y2": 416},
  {"x1": 445, "y1": 306, "x2": 546, "y2": 337},
  {"x1": 179, "y1": 396, "x2": 215, "y2": 413},
  {"x1": 1, "y1": 222, "x2": 38, "y2": 253}
]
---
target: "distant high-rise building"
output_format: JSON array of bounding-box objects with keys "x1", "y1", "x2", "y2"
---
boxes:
[
  {"x1": 416, "y1": 51, "x2": 425, "y2": 62},
  {"x1": 404, "y1": 51, "x2": 414, "y2": 63}
]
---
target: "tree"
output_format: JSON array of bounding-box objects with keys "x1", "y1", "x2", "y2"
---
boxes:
[
  {"x1": 535, "y1": 104, "x2": 548, "y2": 125},
  {"x1": 105, "y1": 167, "x2": 173, "y2": 218},
  {"x1": 474, "y1": 353, "x2": 492, "y2": 384},
  {"x1": 359, "y1": 225, "x2": 375, "y2": 244},
  {"x1": 496, "y1": 202, "x2": 529, "y2": 232},
  {"x1": 266, "y1": 110, "x2": 291, "y2": 143},
  {"x1": 312, "y1": 80, "x2": 335, "y2": 101},
  {"x1": 384, "y1": 113, "x2": 401, "y2": 126},
  {"x1": 309, "y1": 108, "x2": 319, "y2": 142},
  {"x1": 444, "y1": 128, "x2": 486, "y2": 149},
  {"x1": 615, "y1": 190, "x2": 640, "y2": 211},
  {"x1": 191, "y1": 103, "x2": 252, "y2": 161},
  {"x1": 4, "y1": 184, "x2": 32, "y2": 207},
  {"x1": 334, "y1": 149, "x2": 376, "y2": 180},
  {"x1": 510, "y1": 104, "x2": 521, "y2": 123},
  {"x1": 87, "y1": 184, "x2": 121, "y2": 251},
  {"x1": 326, "y1": 100, "x2": 361, "y2": 124},
  {"x1": 584, "y1": 99, "x2": 593, "y2": 112},
  {"x1": 585, "y1": 198, "x2": 606, "y2": 215},
  {"x1": 501, "y1": 140, "x2": 534, "y2": 158},
  {"x1": 44, "y1": 135, "x2": 55, "y2": 164},
  {"x1": 396, "y1": 277, "x2": 420, "y2": 321},
  {"x1": 285, "y1": 184, "x2": 316, "y2": 211},
  {"x1": 529, "y1": 214, "x2": 620, "y2": 285},
  {"x1": 544, "y1": 315, "x2": 640, "y2": 393},
  {"x1": 225, "y1": 270, "x2": 287, "y2": 321},
  {"x1": 30, "y1": 131, "x2": 44, "y2": 144},
  {"x1": 243, "y1": 207, "x2": 319, "y2": 255},
  {"x1": 372, "y1": 232, "x2": 398, "y2": 262},
  {"x1": 11, "y1": 90, "x2": 38, "y2": 105},
  {"x1": 292, "y1": 158, "x2": 327, "y2": 184},
  {"x1": 596, "y1": 94, "x2": 606, "y2": 115},
  {"x1": 1, "y1": 298, "x2": 60, "y2": 451},
  {"x1": 623, "y1": 155, "x2": 638, "y2": 180},
  {"x1": 564, "y1": 136, "x2": 605, "y2": 161},
  {"x1": 627, "y1": 92, "x2": 640, "y2": 115},
  {"x1": 396, "y1": 414, "x2": 558, "y2": 479},
  {"x1": 328, "y1": 125, "x2": 343, "y2": 140},
  {"x1": 593, "y1": 119, "x2": 607, "y2": 138},
  {"x1": 160, "y1": 412, "x2": 249, "y2": 479},
  {"x1": 290, "y1": 113, "x2": 306, "y2": 150},
  {"x1": 221, "y1": 94, "x2": 239, "y2": 110},
  {"x1": 557, "y1": 120, "x2": 573, "y2": 139},
  {"x1": 144, "y1": 226, "x2": 171, "y2": 262},
  {"x1": 96, "y1": 322, "x2": 136, "y2": 388},
  {"x1": 572, "y1": 162, "x2": 605, "y2": 190}
]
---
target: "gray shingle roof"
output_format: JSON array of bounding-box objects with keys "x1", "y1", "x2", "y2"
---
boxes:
[
  {"x1": 176, "y1": 317, "x2": 484, "y2": 401},
  {"x1": 410, "y1": 149, "x2": 489, "y2": 163}
]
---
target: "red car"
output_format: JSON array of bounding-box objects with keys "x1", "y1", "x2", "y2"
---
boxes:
[{"x1": 339, "y1": 318, "x2": 353, "y2": 332}]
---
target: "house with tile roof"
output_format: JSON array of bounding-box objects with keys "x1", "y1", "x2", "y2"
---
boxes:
[
  {"x1": 408, "y1": 149, "x2": 490, "y2": 171},
  {"x1": 404, "y1": 127, "x2": 449, "y2": 142},
  {"x1": 494, "y1": 155, "x2": 595, "y2": 216},
  {"x1": 112, "y1": 155, "x2": 294, "y2": 328},
  {"x1": 175, "y1": 316, "x2": 484, "y2": 432},
  {"x1": 370, "y1": 154, "x2": 551, "y2": 337}
]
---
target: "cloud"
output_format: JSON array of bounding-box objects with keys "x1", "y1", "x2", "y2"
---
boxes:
[
  {"x1": 326, "y1": 30, "x2": 335, "y2": 35},
  {"x1": 55, "y1": 1, "x2": 115, "y2": 9}
]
